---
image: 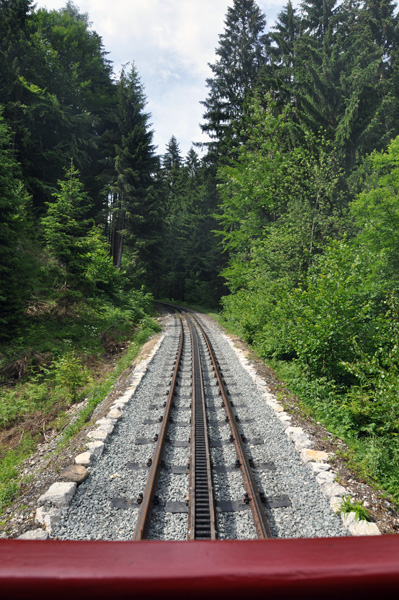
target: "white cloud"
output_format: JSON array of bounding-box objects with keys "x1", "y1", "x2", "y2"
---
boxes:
[{"x1": 34, "y1": 0, "x2": 302, "y2": 155}]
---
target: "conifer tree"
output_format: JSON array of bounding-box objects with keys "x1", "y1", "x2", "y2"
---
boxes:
[
  {"x1": 24, "y1": 3, "x2": 114, "y2": 212},
  {"x1": 42, "y1": 162, "x2": 118, "y2": 302},
  {"x1": 201, "y1": 0, "x2": 269, "y2": 157},
  {"x1": 334, "y1": 0, "x2": 399, "y2": 171},
  {"x1": 262, "y1": 0, "x2": 300, "y2": 106},
  {"x1": 109, "y1": 64, "x2": 157, "y2": 270},
  {"x1": 300, "y1": 0, "x2": 338, "y2": 39},
  {"x1": 0, "y1": 109, "x2": 30, "y2": 339},
  {"x1": 0, "y1": 0, "x2": 35, "y2": 157},
  {"x1": 41, "y1": 162, "x2": 92, "y2": 294}
]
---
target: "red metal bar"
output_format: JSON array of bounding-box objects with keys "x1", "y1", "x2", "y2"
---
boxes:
[{"x1": 1, "y1": 537, "x2": 399, "y2": 599}]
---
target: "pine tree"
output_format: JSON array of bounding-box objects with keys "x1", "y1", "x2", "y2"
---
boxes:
[
  {"x1": 201, "y1": 0, "x2": 269, "y2": 157},
  {"x1": 0, "y1": 109, "x2": 31, "y2": 339},
  {"x1": 261, "y1": 0, "x2": 300, "y2": 107},
  {"x1": 0, "y1": 0, "x2": 35, "y2": 155},
  {"x1": 361, "y1": 0, "x2": 398, "y2": 56},
  {"x1": 157, "y1": 137, "x2": 186, "y2": 299},
  {"x1": 41, "y1": 162, "x2": 92, "y2": 294},
  {"x1": 109, "y1": 64, "x2": 157, "y2": 270},
  {"x1": 24, "y1": 3, "x2": 114, "y2": 212},
  {"x1": 334, "y1": 0, "x2": 399, "y2": 172},
  {"x1": 156, "y1": 142, "x2": 225, "y2": 305},
  {"x1": 294, "y1": 0, "x2": 342, "y2": 136},
  {"x1": 0, "y1": 2, "x2": 115, "y2": 214},
  {"x1": 42, "y1": 161, "x2": 118, "y2": 303},
  {"x1": 300, "y1": 0, "x2": 338, "y2": 39}
]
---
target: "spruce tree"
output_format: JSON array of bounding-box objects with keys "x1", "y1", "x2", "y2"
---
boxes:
[
  {"x1": 0, "y1": 109, "x2": 30, "y2": 339},
  {"x1": 262, "y1": 0, "x2": 300, "y2": 107},
  {"x1": 334, "y1": 0, "x2": 399, "y2": 172},
  {"x1": 25, "y1": 3, "x2": 114, "y2": 213},
  {"x1": 42, "y1": 162, "x2": 118, "y2": 302},
  {"x1": 41, "y1": 162, "x2": 92, "y2": 296},
  {"x1": 300, "y1": 0, "x2": 338, "y2": 39},
  {"x1": 109, "y1": 64, "x2": 157, "y2": 271},
  {"x1": 201, "y1": 0, "x2": 269, "y2": 157}
]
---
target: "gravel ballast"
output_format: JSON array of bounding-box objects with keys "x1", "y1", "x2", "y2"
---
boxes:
[{"x1": 49, "y1": 311, "x2": 354, "y2": 540}]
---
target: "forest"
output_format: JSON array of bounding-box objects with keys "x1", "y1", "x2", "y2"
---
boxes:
[{"x1": 1, "y1": 0, "x2": 399, "y2": 508}]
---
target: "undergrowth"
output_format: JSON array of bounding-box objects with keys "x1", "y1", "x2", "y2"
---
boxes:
[
  {"x1": 210, "y1": 310, "x2": 399, "y2": 505},
  {"x1": 0, "y1": 298, "x2": 160, "y2": 513}
]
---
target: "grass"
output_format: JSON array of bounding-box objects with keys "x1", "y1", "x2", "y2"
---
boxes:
[
  {"x1": 0, "y1": 435, "x2": 37, "y2": 512},
  {"x1": 0, "y1": 313, "x2": 161, "y2": 513},
  {"x1": 61, "y1": 318, "x2": 160, "y2": 442},
  {"x1": 338, "y1": 495, "x2": 372, "y2": 522}
]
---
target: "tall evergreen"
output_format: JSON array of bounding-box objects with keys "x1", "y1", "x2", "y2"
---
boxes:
[
  {"x1": 333, "y1": 0, "x2": 399, "y2": 173},
  {"x1": 108, "y1": 64, "x2": 158, "y2": 271},
  {"x1": 0, "y1": 2, "x2": 115, "y2": 214},
  {"x1": 157, "y1": 142, "x2": 225, "y2": 305},
  {"x1": 201, "y1": 0, "x2": 269, "y2": 157},
  {"x1": 261, "y1": 1, "x2": 300, "y2": 106},
  {"x1": 41, "y1": 162, "x2": 92, "y2": 292},
  {"x1": 0, "y1": 0, "x2": 35, "y2": 155},
  {"x1": 0, "y1": 109, "x2": 31, "y2": 339},
  {"x1": 361, "y1": 0, "x2": 399, "y2": 55},
  {"x1": 300, "y1": 0, "x2": 338, "y2": 38},
  {"x1": 25, "y1": 3, "x2": 114, "y2": 212},
  {"x1": 294, "y1": 0, "x2": 342, "y2": 138}
]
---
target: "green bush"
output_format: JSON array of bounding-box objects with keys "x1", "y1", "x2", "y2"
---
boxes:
[{"x1": 52, "y1": 352, "x2": 91, "y2": 403}]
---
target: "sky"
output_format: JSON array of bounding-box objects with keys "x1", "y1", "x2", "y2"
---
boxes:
[{"x1": 33, "y1": 1, "x2": 301, "y2": 157}]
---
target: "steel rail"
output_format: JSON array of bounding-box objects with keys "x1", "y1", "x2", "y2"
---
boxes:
[
  {"x1": 132, "y1": 314, "x2": 185, "y2": 540},
  {"x1": 155, "y1": 302, "x2": 272, "y2": 539},
  {"x1": 192, "y1": 314, "x2": 273, "y2": 539},
  {"x1": 185, "y1": 312, "x2": 217, "y2": 540}
]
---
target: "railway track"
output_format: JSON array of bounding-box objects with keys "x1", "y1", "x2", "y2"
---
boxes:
[
  {"x1": 51, "y1": 305, "x2": 347, "y2": 542},
  {"x1": 132, "y1": 305, "x2": 272, "y2": 540}
]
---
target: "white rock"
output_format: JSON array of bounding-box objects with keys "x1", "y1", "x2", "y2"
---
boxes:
[
  {"x1": 330, "y1": 496, "x2": 343, "y2": 513},
  {"x1": 351, "y1": 520, "x2": 381, "y2": 536},
  {"x1": 116, "y1": 393, "x2": 132, "y2": 404},
  {"x1": 87, "y1": 429, "x2": 109, "y2": 442},
  {"x1": 38, "y1": 482, "x2": 77, "y2": 507},
  {"x1": 341, "y1": 511, "x2": 356, "y2": 527},
  {"x1": 300, "y1": 449, "x2": 330, "y2": 463},
  {"x1": 35, "y1": 506, "x2": 62, "y2": 534},
  {"x1": 341, "y1": 512, "x2": 380, "y2": 535},
  {"x1": 316, "y1": 470, "x2": 336, "y2": 485},
  {"x1": 286, "y1": 426, "x2": 306, "y2": 441},
  {"x1": 321, "y1": 482, "x2": 347, "y2": 498},
  {"x1": 295, "y1": 437, "x2": 313, "y2": 451},
  {"x1": 309, "y1": 462, "x2": 331, "y2": 474},
  {"x1": 87, "y1": 441, "x2": 104, "y2": 458},
  {"x1": 96, "y1": 419, "x2": 115, "y2": 434},
  {"x1": 108, "y1": 408, "x2": 122, "y2": 420},
  {"x1": 278, "y1": 413, "x2": 291, "y2": 422},
  {"x1": 266, "y1": 401, "x2": 281, "y2": 410},
  {"x1": 96, "y1": 417, "x2": 116, "y2": 427},
  {"x1": 17, "y1": 529, "x2": 49, "y2": 540},
  {"x1": 35, "y1": 506, "x2": 48, "y2": 525},
  {"x1": 111, "y1": 402, "x2": 125, "y2": 411},
  {"x1": 75, "y1": 451, "x2": 91, "y2": 466}
]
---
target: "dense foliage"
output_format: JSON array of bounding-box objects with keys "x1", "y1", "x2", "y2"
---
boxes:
[
  {"x1": 2, "y1": 0, "x2": 399, "y2": 502},
  {"x1": 213, "y1": 0, "x2": 399, "y2": 500}
]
